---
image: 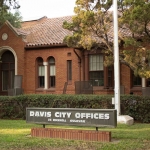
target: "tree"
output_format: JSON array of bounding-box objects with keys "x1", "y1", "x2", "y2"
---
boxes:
[
  {"x1": 0, "y1": 11, "x2": 22, "y2": 28},
  {"x1": 0, "y1": 0, "x2": 21, "y2": 28},
  {"x1": 0, "y1": 0, "x2": 20, "y2": 14},
  {"x1": 120, "y1": 0, "x2": 150, "y2": 78},
  {"x1": 63, "y1": 0, "x2": 150, "y2": 78}
]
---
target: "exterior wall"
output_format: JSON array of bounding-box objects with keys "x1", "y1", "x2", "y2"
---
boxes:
[
  {"x1": 120, "y1": 64, "x2": 131, "y2": 94},
  {"x1": 120, "y1": 63, "x2": 142, "y2": 95},
  {"x1": 0, "y1": 24, "x2": 25, "y2": 95},
  {"x1": 93, "y1": 88, "x2": 114, "y2": 95},
  {"x1": 0, "y1": 23, "x2": 142, "y2": 96},
  {"x1": 24, "y1": 47, "x2": 83, "y2": 94}
]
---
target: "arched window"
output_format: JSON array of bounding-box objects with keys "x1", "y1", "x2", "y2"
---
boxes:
[
  {"x1": 1, "y1": 51, "x2": 15, "y2": 91},
  {"x1": 37, "y1": 57, "x2": 45, "y2": 88},
  {"x1": 49, "y1": 57, "x2": 55, "y2": 88}
]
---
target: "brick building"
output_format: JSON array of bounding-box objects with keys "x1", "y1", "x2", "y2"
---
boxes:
[{"x1": 0, "y1": 16, "x2": 145, "y2": 96}]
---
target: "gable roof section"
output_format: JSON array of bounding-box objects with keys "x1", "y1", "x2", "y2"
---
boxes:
[
  {"x1": 2, "y1": 15, "x2": 134, "y2": 48},
  {"x1": 1, "y1": 21, "x2": 29, "y2": 37},
  {"x1": 21, "y1": 16, "x2": 73, "y2": 47}
]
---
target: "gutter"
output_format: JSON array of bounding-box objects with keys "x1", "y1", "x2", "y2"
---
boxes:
[
  {"x1": 73, "y1": 49, "x2": 82, "y2": 81},
  {"x1": 73, "y1": 49, "x2": 81, "y2": 63},
  {"x1": 25, "y1": 43, "x2": 68, "y2": 50}
]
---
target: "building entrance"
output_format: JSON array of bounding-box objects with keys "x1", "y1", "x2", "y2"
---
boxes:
[{"x1": 0, "y1": 50, "x2": 15, "y2": 95}]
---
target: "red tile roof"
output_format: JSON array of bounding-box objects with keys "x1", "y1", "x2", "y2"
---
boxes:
[
  {"x1": 18, "y1": 15, "x2": 134, "y2": 48},
  {"x1": 21, "y1": 16, "x2": 73, "y2": 47},
  {"x1": 21, "y1": 16, "x2": 47, "y2": 28},
  {"x1": 4, "y1": 21, "x2": 29, "y2": 36}
]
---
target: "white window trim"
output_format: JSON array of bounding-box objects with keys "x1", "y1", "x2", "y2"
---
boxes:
[{"x1": 43, "y1": 62, "x2": 48, "y2": 89}]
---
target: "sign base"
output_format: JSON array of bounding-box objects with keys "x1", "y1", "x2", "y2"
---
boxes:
[{"x1": 31, "y1": 128, "x2": 111, "y2": 142}]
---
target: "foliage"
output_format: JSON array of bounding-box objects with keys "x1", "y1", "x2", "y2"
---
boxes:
[
  {"x1": 63, "y1": 0, "x2": 150, "y2": 78},
  {"x1": 120, "y1": 0, "x2": 150, "y2": 78},
  {"x1": 121, "y1": 95, "x2": 150, "y2": 123},
  {"x1": 63, "y1": 0, "x2": 113, "y2": 51},
  {"x1": 0, "y1": 94, "x2": 150, "y2": 123},
  {"x1": 0, "y1": 0, "x2": 21, "y2": 28},
  {"x1": 0, "y1": 0, "x2": 20, "y2": 14},
  {"x1": 0, "y1": 11, "x2": 22, "y2": 28}
]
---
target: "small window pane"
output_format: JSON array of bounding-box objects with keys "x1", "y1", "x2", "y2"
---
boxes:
[
  {"x1": 39, "y1": 76, "x2": 44, "y2": 87},
  {"x1": 67, "y1": 60, "x2": 72, "y2": 81},
  {"x1": 50, "y1": 76, "x2": 55, "y2": 87},
  {"x1": 50, "y1": 65, "x2": 55, "y2": 76},
  {"x1": 89, "y1": 71, "x2": 104, "y2": 86},
  {"x1": 2, "y1": 63, "x2": 9, "y2": 70},
  {"x1": 108, "y1": 66, "x2": 113, "y2": 87},
  {"x1": 38, "y1": 57, "x2": 43, "y2": 63},
  {"x1": 49, "y1": 57, "x2": 56, "y2": 88},
  {"x1": 10, "y1": 70, "x2": 15, "y2": 88},
  {"x1": 92, "y1": 62, "x2": 97, "y2": 70},
  {"x1": 49, "y1": 57, "x2": 55, "y2": 63},
  {"x1": 39, "y1": 66, "x2": 45, "y2": 76},
  {"x1": 89, "y1": 55, "x2": 103, "y2": 71},
  {"x1": 2, "y1": 71, "x2": 9, "y2": 90},
  {"x1": 10, "y1": 63, "x2": 15, "y2": 70},
  {"x1": 133, "y1": 76, "x2": 141, "y2": 86}
]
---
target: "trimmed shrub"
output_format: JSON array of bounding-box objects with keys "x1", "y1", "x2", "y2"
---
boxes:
[{"x1": 0, "y1": 94, "x2": 150, "y2": 123}]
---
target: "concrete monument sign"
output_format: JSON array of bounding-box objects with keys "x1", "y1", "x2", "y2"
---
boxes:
[{"x1": 26, "y1": 108, "x2": 117, "y2": 127}]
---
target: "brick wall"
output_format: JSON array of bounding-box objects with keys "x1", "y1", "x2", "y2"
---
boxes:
[
  {"x1": 0, "y1": 23, "x2": 142, "y2": 95},
  {"x1": 31, "y1": 128, "x2": 111, "y2": 142},
  {"x1": 25, "y1": 47, "x2": 82, "y2": 94},
  {"x1": 0, "y1": 24, "x2": 25, "y2": 95},
  {"x1": 120, "y1": 64, "x2": 131, "y2": 94}
]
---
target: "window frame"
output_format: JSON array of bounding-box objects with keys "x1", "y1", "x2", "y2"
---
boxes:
[
  {"x1": 131, "y1": 71, "x2": 142, "y2": 87},
  {"x1": 89, "y1": 54, "x2": 104, "y2": 86},
  {"x1": 106, "y1": 66, "x2": 114, "y2": 88},
  {"x1": 49, "y1": 57, "x2": 56, "y2": 88},
  {"x1": 67, "y1": 60, "x2": 72, "y2": 81},
  {"x1": 1, "y1": 51, "x2": 15, "y2": 91},
  {"x1": 37, "y1": 58, "x2": 45, "y2": 88},
  {"x1": 88, "y1": 54, "x2": 114, "y2": 88}
]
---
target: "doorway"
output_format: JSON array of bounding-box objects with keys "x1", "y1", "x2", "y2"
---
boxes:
[{"x1": 0, "y1": 51, "x2": 15, "y2": 95}]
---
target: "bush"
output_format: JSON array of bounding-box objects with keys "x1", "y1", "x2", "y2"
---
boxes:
[
  {"x1": 0, "y1": 94, "x2": 150, "y2": 123},
  {"x1": 121, "y1": 95, "x2": 150, "y2": 123}
]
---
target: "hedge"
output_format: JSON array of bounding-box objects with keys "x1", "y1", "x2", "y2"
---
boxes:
[{"x1": 0, "y1": 94, "x2": 150, "y2": 123}]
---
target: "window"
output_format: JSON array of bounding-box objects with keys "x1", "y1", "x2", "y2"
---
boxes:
[
  {"x1": 89, "y1": 55, "x2": 104, "y2": 86},
  {"x1": 67, "y1": 60, "x2": 72, "y2": 81},
  {"x1": 133, "y1": 76, "x2": 141, "y2": 86},
  {"x1": 38, "y1": 58, "x2": 45, "y2": 88},
  {"x1": 132, "y1": 71, "x2": 141, "y2": 87},
  {"x1": 147, "y1": 79, "x2": 150, "y2": 87},
  {"x1": 107, "y1": 66, "x2": 114, "y2": 87},
  {"x1": 49, "y1": 57, "x2": 55, "y2": 87},
  {"x1": 145, "y1": 60, "x2": 150, "y2": 87}
]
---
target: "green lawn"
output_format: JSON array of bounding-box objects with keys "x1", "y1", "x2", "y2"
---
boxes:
[{"x1": 0, "y1": 119, "x2": 150, "y2": 150}]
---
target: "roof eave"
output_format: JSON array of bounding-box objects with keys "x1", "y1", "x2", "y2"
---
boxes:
[{"x1": 24, "y1": 43, "x2": 69, "y2": 49}]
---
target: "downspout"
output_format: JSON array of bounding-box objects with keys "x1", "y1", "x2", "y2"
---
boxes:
[{"x1": 73, "y1": 49, "x2": 82, "y2": 81}]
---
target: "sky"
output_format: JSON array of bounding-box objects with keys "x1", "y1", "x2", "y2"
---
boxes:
[{"x1": 14, "y1": 0, "x2": 76, "y2": 21}]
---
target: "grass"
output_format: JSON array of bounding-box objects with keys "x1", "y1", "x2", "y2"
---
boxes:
[{"x1": 0, "y1": 119, "x2": 150, "y2": 150}]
